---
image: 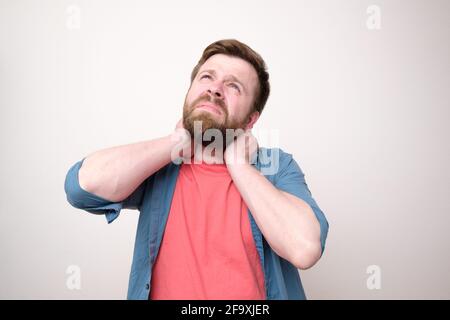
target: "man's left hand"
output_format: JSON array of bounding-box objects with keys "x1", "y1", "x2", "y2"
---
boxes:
[{"x1": 224, "y1": 130, "x2": 259, "y2": 167}]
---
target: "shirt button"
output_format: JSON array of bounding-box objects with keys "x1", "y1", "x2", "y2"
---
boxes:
[{"x1": 145, "y1": 283, "x2": 150, "y2": 290}]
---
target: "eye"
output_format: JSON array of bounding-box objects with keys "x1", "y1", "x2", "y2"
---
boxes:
[
  {"x1": 200, "y1": 74, "x2": 211, "y2": 79},
  {"x1": 228, "y1": 83, "x2": 240, "y2": 92}
]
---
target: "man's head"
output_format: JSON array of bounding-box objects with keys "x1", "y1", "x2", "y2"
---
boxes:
[{"x1": 183, "y1": 39, "x2": 270, "y2": 146}]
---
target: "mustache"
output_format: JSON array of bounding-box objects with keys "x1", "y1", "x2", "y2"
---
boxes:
[{"x1": 190, "y1": 93, "x2": 227, "y2": 114}]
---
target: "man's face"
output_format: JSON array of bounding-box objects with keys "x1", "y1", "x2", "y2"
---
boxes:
[{"x1": 183, "y1": 54, "x2": 260, "y2": 144}]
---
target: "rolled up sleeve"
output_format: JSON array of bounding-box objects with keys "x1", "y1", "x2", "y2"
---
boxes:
[{"x1": 64, "y1": 158, "x2": 147, "y2": 224}]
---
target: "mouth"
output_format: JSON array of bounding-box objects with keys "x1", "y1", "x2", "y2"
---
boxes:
[{"x1": 195, "y1": 103, "x2": 223, "y2": 115}]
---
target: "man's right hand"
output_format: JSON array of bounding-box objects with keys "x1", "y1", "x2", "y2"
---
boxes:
[{"x1": 170, "y1": 118, "x2": 194, "y2": 162}]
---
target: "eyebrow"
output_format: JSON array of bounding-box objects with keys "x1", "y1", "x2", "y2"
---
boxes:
[{"x1": 199, "y1": 69, "x2": 246, "y2": 93}]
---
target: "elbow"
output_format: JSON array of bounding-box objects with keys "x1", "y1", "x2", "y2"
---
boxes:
[
  {"x1": 64, "y1": 169, "x2": 84, "y2": 209},
  {"x1": 290, "y1": 240, "x2": 322, "y2": 270},
  {"x1": 64, "y1": 160, "x2": 92, "y2": 209},
  {"x1": 77, "y1": 162, "x2": 97, "y2": 194}
]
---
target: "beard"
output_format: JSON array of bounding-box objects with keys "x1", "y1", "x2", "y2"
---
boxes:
[{"x1": 182, "y1": 92, "x2": 250, "y2": 148}]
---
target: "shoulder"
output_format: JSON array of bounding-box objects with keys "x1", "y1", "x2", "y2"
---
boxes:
[{"x1": 257, "y1": 147, "x2": 300, "y2": 177}]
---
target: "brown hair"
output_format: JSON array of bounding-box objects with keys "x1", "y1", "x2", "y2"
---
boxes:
[{"x1": 190, "y1": 39, "x2": 270, "y2": 116}]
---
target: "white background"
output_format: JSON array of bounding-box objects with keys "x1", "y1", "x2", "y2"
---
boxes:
[{"x1": 0, "y1": 0, "x2": 449, "y2": 299}]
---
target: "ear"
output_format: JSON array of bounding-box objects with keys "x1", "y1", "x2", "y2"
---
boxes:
[{"x1": 245, "y1": 111, "x2": 260, "y2": 130}]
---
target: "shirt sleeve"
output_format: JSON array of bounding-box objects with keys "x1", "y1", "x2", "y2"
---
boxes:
[
  {"x1": 274, "y1": 150, "x2": 329, "y2": 255},
  {"x1": 64, "y1": 158, "x2": 148, "y2": 224}
]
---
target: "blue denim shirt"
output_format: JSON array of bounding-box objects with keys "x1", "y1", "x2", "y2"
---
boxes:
[{"x1": 64, "y1": 147, "x2": 329, "y2": 300}]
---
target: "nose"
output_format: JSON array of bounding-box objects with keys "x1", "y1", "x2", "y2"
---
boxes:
[{"x1": 207, "y1": 83, "x2": 224, "y2": 100}]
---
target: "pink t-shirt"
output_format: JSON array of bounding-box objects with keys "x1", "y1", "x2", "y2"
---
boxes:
[{"x1": 150, "y1": 161, "x2": 266, "y2": 300}]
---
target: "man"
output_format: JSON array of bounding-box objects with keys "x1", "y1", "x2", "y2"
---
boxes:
[{"x1": 64, "y1": 39, "x2": 329, "y2": 300}]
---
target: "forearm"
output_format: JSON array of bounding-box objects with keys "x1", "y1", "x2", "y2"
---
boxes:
[
  {"x1": 228, "y1": 163, "x2": 321, "y2": 269},
  {"x1": 79, "y1": 135, "x2": 177, "y2": 202}
]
